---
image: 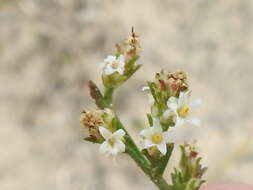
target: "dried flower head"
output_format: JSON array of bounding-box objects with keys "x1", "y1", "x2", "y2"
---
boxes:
[
  {"x1": 80, "y1": 110, "x2": 103, "y2": 129},
  {"x1": 168, "y1": 70, "x2": 188, "y2": 93},
  {"x1": 80, "y1": 110, "x2": 104, "y2": 143},
  {"x1": 124, "y1": 27, "x2": 141, "y2": 57},
  {"x1": 156, "y1": 70, "x2": 188, "y2": 97}
]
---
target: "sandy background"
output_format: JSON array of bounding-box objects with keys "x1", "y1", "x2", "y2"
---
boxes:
[{"x1": 0, "y1": 0, "x2": 253, "y2": 190}]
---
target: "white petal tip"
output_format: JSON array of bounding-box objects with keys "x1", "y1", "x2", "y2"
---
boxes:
[{"x1": 142, "y1": 86, "x2": 150, "y2": 91}]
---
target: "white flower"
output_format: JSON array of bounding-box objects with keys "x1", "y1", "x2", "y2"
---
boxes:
[
  {"x1": 100, "y1": 55, "x2": 125, "y2": 75},
  {"x1": 99, "y1": 127, "x2": 126, "y2": 156},
  {"x1": 163, "y1": 91, "x2": 201, "y2": 127},
  {"x1": 140, "y1": 118, "x2": 170, "y2": 155}
]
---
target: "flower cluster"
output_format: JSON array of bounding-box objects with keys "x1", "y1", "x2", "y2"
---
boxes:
[
  {"x1": 80, "y1": 108, "x2": 126, "y2": 156},
  {"x1": 100, "y1": 28, "x2": 141, "y2": 88},
  {"x1": 140, "y1": 70, "x2": 201, "y2": 157},
  {"x1": 80, "y1": 29, "x2": 206, "y2": 190}
]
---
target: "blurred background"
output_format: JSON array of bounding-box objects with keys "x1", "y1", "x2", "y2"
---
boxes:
[{"x1": 1, "y1": 0, "x2": 253, "y2": 189}]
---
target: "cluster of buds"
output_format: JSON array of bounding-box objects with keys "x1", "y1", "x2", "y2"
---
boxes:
[
  {"x1": 143, "y1": 70, "x2": 199, "y2": 131},
  {"x1": 156, "y1": 70, "x2": 188, "y2": 97},
  {"x1": 170, "y1": 143, "x2": 207, "y2": 190},
  {"x1": 80, "y1": 109, "x2": 115, "y2": 143},
  {"x1": 100, "y1": 28, "x2": 142, "y2": 88},
  {"x1": 140, "y1": 70, "x2": 201, "y2": 162}
]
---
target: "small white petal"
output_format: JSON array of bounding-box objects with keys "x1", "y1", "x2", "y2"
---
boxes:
[
  {"x1": 140, "y1": 128, "x2": 153, "y2": 138},
  {"x1": 117, "y1": 55, "x2": 125, "y2": 63},
  {"x1": 178, "y1": 91, "x2": 190, "y2": 107},
  {"x1": 163, "y1": 109, "x2": 174, "y2": 118},
  {"x1": 111, "y1": 146, "x2": 119, "y2": 155},
  {"x1": 99, "y1": 142, "x2": 110, "y2": 154},
  {"x1": 151, "y1": 117, "x2": 163, "y2": 133},
  {"x1": 142, "y1": 86, "x2": 150, "y2": 91},
  {"x1": 168, "y1": 96, "x2": 178, "y2": 103},
  {"x1": 162, "y1": 128, "x2": 183, "y2": 143},
  {"x1": 113, "y1": 129, "x2": 126, "y2": 139},
  {"x1": 143, "y1": 139, "x2": 155, "y2": 149},
  {"x1": 152, "y1": 117, "x2": 161, "y2": 128},
  {"x1": 167, "y1": 97, "x2": 178, "y2": 106},
  {"x1": 104, "y1": 68, "x2": 116, "y2": 75},
  {"x1": 175, "y1": 116, "x2": 184, "y2": 127},
  {"x1": 186, "y1": 117, "x2": 200, "y2": 126},
  {"x1": 163, "y1": 131, "x2": 173, "y2": 143},
  {"x1": 168, "y1": 102, "x2": 178, "y2": 111},
  {"x1": 157, "y1": 143, "x2": 167, "y2": 155},
  {"x1": 99, "y1": 127, "x2": 112, "y2": 140},
  {"x1": 153, "y1": 124, "x2": 162, "y2": 133},
  {"x1": 104, "y1": 55, "x2": 116, "y2": 63},
  {"x1": 114, "y1": 140, "x2": 125, "y2": 153}
]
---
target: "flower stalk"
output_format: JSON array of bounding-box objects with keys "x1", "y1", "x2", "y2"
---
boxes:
[{"x1": 80, "y1": 28, "x2": 207, "y2": 190}]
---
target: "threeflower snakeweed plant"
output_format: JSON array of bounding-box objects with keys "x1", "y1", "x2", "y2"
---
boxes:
[{"x1": 80, "y1": 28, "x2": 207, "y2": 190}]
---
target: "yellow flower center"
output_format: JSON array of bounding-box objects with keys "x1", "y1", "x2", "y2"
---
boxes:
[
  {"x1": 178, "y1": 106, "x2": 190, "y2": 117},
  {"x1": 151, "y1": 134, "x2": 163, "y2": 144},
  {"x1": 108, "y1": 137, "x2": 116, "y2": 146}
]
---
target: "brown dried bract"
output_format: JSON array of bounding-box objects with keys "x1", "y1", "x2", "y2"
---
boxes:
[{"x1": 80, "y1": 110, "x2": 103, "y2": 129}]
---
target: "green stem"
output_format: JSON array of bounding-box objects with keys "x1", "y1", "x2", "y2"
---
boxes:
[
  {"x1": 152, "y1": 176, "x2": 172, "y2": 190},
  {"x1": 125, "y1": 137, "x2": 151, "y2": 176},
  {"x1": 104, "y1": 87, "x2": 114, "y2": 107}
]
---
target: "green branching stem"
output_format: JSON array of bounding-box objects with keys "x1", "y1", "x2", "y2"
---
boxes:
[
  {"x1": 102, "y1": 87, "x2": 172, "y2": 190},
  {"x1": 89, "y1": 81, "x2": 172, "y2": 190}
]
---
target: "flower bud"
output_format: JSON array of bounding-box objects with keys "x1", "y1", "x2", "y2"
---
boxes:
[
  {"x1": 179, "y1": 143, "x2": 206, "y2": 179},
  {"x1": 170, "y1": 143, "x2": 207, "y2": 190}
]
